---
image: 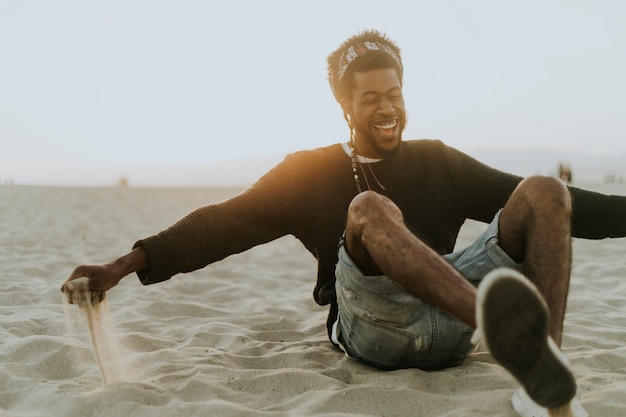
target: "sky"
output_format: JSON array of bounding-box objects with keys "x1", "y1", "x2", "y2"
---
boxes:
[{"x1": 1, "y1": 0, "x2": 624, "y2": 186}]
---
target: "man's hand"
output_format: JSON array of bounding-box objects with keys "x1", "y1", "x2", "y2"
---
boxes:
[
  {"x1": 62, "y1": 263, "x2": 125, "y2": 293},
  {"x1": 60, "y1": 246, "x2": 149, "y2": 298},
  {"x1": 62, "y1": 276, "x2": 107, "y2": 306}
]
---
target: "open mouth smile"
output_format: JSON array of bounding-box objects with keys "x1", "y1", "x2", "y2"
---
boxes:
[
  {"x1": 372, "y1": 119, "x2": 399, "y2": 138},
  {"x1": 373, "y1": 119, "x2": 398, "y2": 131}
]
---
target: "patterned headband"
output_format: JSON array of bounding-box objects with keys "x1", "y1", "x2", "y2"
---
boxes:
[{"x1": 331, "y1": 41, "x2": 403, "y2": 97}]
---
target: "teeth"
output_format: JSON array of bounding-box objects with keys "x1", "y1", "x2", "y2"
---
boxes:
[{"x1": 374, "y1": 120, "x2": 397, "y2": 130}]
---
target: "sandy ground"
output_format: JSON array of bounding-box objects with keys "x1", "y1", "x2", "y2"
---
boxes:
[{"x1": 1, "y1": 183, "x2": 625, "y2": 416}]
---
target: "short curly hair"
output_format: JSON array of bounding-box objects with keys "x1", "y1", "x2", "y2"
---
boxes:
[{"x1": 327, "y1": 29, "x2": 403, "y2": 103}]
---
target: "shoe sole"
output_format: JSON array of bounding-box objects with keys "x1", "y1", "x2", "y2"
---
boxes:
[{"x1": 477, "y1": 268, "x2": 576, "y2": 409}]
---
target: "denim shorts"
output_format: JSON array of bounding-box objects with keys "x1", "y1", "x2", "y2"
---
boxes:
[{"x1": 333, "y1": 211, "x2": 523, "y2": 370}]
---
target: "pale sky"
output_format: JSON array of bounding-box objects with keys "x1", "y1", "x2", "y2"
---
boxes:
[{"x1": 1, "y1": 0, "x2": 624, "y2": 185}]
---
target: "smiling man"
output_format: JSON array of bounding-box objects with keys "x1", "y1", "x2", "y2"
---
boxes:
[
  {"x1": 63, "y1": 30, "x2": 626, "y2": 417},
  {"x1": 343, "y1": 67, "x2": 405, "y2": 156}
]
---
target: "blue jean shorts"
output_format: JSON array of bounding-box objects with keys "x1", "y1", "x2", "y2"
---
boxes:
[{"x1": 333, "y1": 211, "x2": 523, "y2": 370}]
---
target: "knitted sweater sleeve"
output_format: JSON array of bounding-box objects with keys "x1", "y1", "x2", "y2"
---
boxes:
[
  {"x1": 440, "y1": 142, "x2": 626, "y2": 239},
  {"x1": 133, "y1": 152, "x2": 312, "y2": 285},
  {"x1": 568, "y1": 186, "x2": 626, "y2": 238}
]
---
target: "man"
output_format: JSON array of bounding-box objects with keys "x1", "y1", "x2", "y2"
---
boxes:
[{"x1": 63, "y1": 30, "x2": 626, "y2": 416}]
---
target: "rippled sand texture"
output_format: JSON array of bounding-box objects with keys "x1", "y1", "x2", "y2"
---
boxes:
[{"x1": 1, "y1": 184, "x2": 625, "y2": 416}]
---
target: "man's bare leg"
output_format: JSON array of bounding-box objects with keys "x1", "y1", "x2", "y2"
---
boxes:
[
  {"x1": 497, "y1": 176, "x2": 573, "y2": 346},
  {"x1": 344, "y1": 190, "x2": 477, "y2": 328},
  {"x1": 477, "y1": 176, "x2": 584, "y2": 415}
]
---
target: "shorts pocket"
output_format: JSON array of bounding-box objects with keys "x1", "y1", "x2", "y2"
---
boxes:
[{"x1": 346, "y1": 315, "x2": 411, "y2": 370}]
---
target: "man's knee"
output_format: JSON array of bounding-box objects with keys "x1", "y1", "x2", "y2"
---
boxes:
[
  {"x1": 349, "y1": 191, "x2": 388, "y2": 218},
  {"x1": 348, "y1": 191, "x2": 403, "y2": 228},
  {"x1": 513, "y1": 175, "x2": 572, "y2": 214}
]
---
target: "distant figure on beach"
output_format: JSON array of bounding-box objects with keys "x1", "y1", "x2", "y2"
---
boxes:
[
  {"x1": 558, "y1": 163, "x2": 573, "y2": 183},
  {"x1": 63, "y1": 30, "x2": 626, "y2": 417}
]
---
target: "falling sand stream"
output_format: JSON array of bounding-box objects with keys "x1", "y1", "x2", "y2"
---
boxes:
[{"x1": 63, "y1": 277, "x2": 118, "y2": 384}]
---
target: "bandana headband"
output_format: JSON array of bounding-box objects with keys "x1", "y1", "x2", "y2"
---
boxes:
[{"x1": 331, "y1": 41, "x2": 402, "y2": 98}]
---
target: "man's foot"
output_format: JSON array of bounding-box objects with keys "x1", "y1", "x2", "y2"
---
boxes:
[
  {"x1": 512, "y1": 388, "x2": 588, "y2": 417},
  {"x1": 476, "y1": 268, "x2": 577, "y2": 409}
]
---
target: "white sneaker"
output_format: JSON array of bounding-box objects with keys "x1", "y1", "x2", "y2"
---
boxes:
[
  {"x1": 476, "y1": 268, "x2": 577, "y2": 409},
  {"x1": 512, "y1": 387, "x2": 589, "y2": 417}
]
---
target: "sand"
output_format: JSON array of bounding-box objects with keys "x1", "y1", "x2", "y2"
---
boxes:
[
  {"x1": 63, "y1": 277, "x2": 113, "y2": 385},
  {"x1": 1, "y1": 183, "x2": 625, "y2": 416}
]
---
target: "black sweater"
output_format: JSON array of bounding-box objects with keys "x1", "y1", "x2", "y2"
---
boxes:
[{"x1": 134, "y1": 140, "x2": 626, "y2": 335}]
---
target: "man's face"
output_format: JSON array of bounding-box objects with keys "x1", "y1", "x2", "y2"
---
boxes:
[{"x1": 344, "y1": 67, "x2": 406, "y2": 158}]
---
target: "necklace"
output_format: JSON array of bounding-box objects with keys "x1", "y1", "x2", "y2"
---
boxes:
[{"x1": 350, "y1": 146, "x2": 387, "y2": 193}]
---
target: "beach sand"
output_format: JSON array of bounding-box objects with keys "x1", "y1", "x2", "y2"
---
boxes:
[{"x1": 1, "y1": 183, "x2": 625, "y2": 416}]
